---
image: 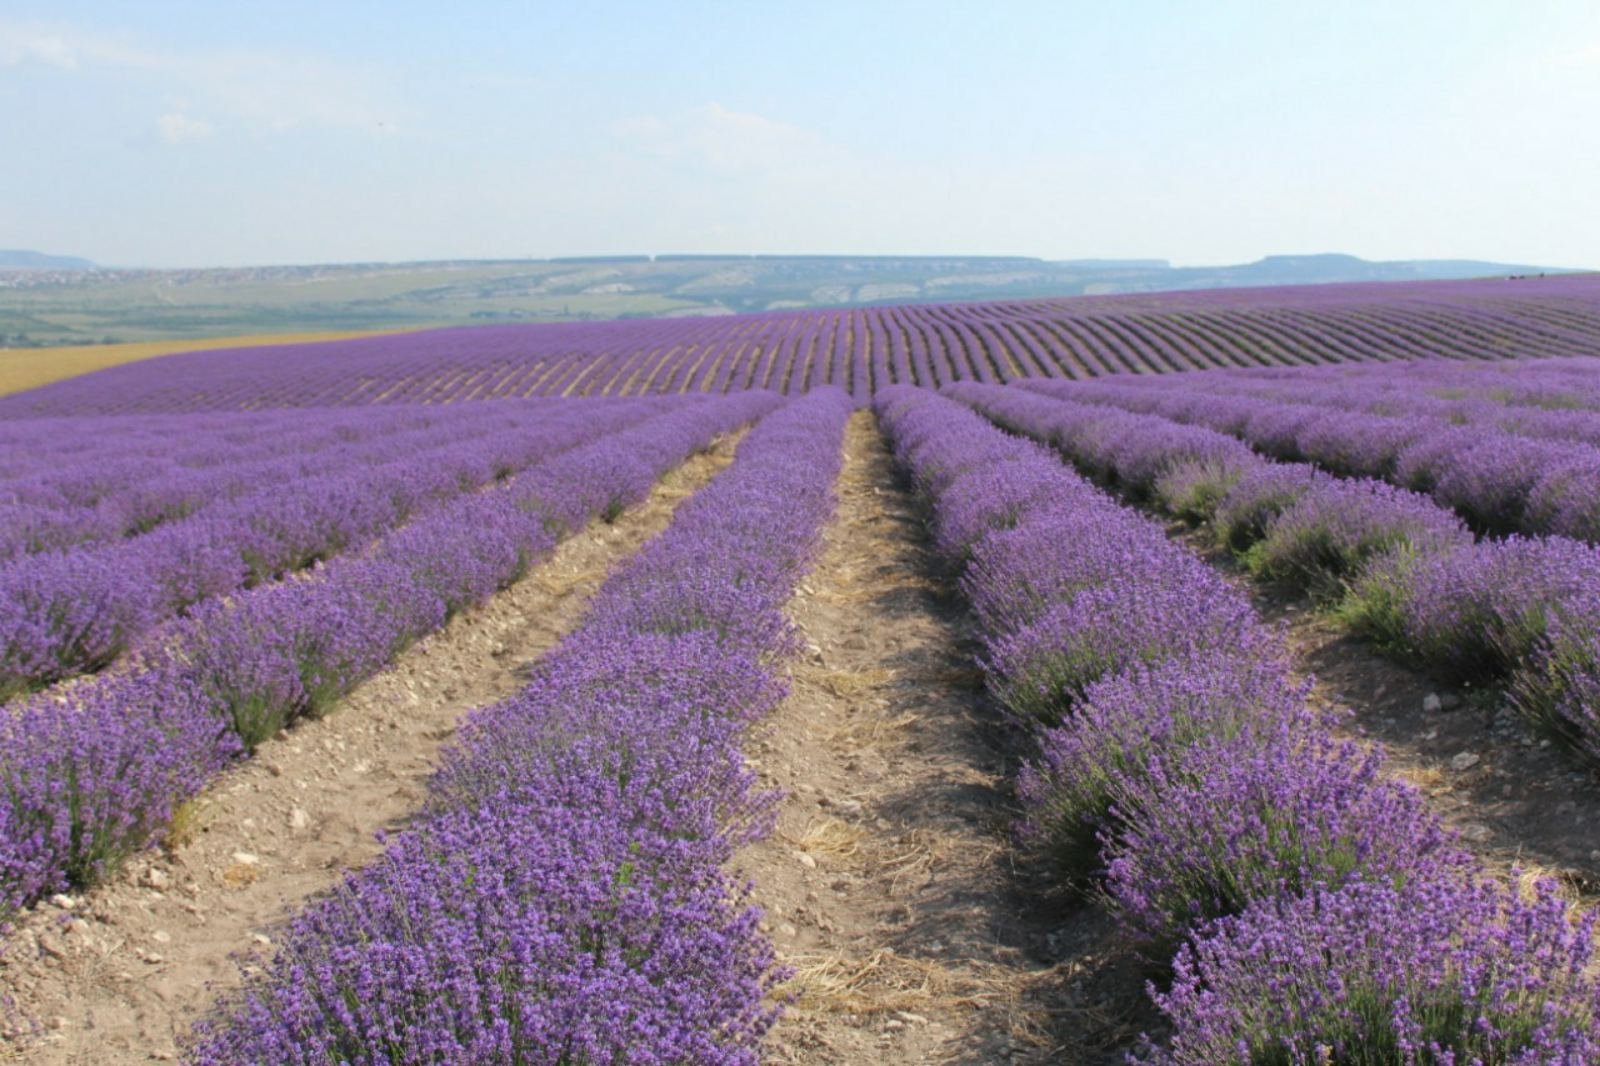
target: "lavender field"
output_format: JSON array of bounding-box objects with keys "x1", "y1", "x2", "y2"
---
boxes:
[
  {"x1": 7, "y1": 279, "x2": 1600, "y2": 1064},
  {"x1": 3, "y1": 275, "x2": 1600, "y2": 414}
]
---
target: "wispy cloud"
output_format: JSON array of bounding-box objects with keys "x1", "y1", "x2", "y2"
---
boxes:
[
  {"x1": 0, "y1": 25, "x2": 81, "y2": 67},
  {"x1": 0, "y1": 20, "x2": 401, "y2": 133},
  {"x1": 155, "y1": 112, "x2": 212, "y2": 144}
]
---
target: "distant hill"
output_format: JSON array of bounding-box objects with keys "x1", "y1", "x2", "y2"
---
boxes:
[
  {"x1": 0, "y1": 250, "x2": 96, "y2": 271},
  {"x1": 1196, "y1": 253, "x2": 1561, "y2": 287},
  {"x1": 0, "y1": 251, "x2": 1586, "y2": 348},
  {"x1": 1057, "y1": 258, "x2": 1172, "y2": 270}
]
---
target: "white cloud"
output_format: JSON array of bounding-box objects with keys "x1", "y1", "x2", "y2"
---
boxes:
[
  {"x1": 155, "y1": 112, "x2": 213, "y2": 143},
  {"x1": 0, "y1": 19, "x2": 399, "y2": 133},
  {"x1": 0, "y1": 26, "x2": 80, "y2": 68}
]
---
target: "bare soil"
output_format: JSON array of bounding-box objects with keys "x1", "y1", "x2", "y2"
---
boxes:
[
  {"x1": 0, "y1": 436, "x2": 739, "y2": 1064},
  {"x1": 742, "y1": 413, "x2": 1149, "y2": 1066},
  {"x1": 1175, "y1": 523, "x2": 1600, "y2": 897}
]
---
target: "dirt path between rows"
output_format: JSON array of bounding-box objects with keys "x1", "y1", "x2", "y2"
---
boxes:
[
  {"x1": 0, "y1": 435, "x2": 740, "y2": 1065},
  {"x1": 1173, "y1": 524, "x2": 1600, "y2": 897},
  {"x1": 743, "y1": 413, "x2": 1140, "y2": 1065}
]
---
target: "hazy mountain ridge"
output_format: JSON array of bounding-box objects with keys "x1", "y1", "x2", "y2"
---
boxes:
[{"x1": 0, "y1": 250, "x2": 98, "y2": 271}]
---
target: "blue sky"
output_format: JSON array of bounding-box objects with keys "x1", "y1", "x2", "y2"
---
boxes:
[{"x1": 2, "y1": 1, "x2": 1597, "y2": 268}]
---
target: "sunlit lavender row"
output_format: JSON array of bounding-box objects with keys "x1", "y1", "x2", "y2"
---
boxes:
[
  {"x1": 187, "y1": 390, "x2": 850, "y2": 1064},
  {"x1": 1037, "y1": 360, "x2": 1600, "y2": 541},
  {"x1": 881, "y1": 386, "x2": 1600, "y2": 1062}
]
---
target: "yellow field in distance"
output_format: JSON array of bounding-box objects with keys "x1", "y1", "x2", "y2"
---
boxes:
[{"x1": 0, "y1": 328, "x2": 423, "y2": 399}]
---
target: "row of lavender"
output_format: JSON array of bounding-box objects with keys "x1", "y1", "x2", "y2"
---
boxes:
[
  {"x1": 877, "y1": 387, "x2": 1600, "y2": 1061},
  {"x1": 187, "y1": 389, "x2": 851, "y2": 1064},
  {"x1": 1221, "y1": 354, "x2": 1600, "y2": 413},
  {"x1": 0, "y1": 394, "x2": 778, "y2": 924},
  {"x1": 1032, "y1": 366, "x2": 1600, "y2": 542},
  {"x1": 0, "y1": 404, "x2": 476, "y2": 480},
  {"x1": 5, "y1": 276, "x2": 1600, "y2": 414},
  {"x1": 0, "y1": 400, "x2": 674, "y2": 701},
  {"x1": 954, "y1": 383, "x2": 1600, "y2": 767},
  {"x1": 0, "y1": 403, "x2": 577, "y2": 562},
  {"x1": 1180, "y1": 359, "x2": 1600, "y2": 449}
]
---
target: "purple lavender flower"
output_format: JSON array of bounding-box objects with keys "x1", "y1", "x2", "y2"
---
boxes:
[
  {"x1": 1101, "y1": 730, "x2": 1465, "y2": 953},
  {"x1": 1017, "y1": 654, "x2": 1314, "y2": 881},
  {"x1": 1347, "y1": 535, "x2": 1600, "y2": 685},
  {"x1": 188, "y1": 796, "x2": 782, "y2": 1066},
  {"x1": 1144, "y1": 875, "x2": 1600, "y2": 1064},
  {"x1": 1212, "y1": 462, "x2": 1324, "y2": 554},
  {"x1": 1247, "y1": 478, "x2": 1472, "y2": 596},
  {"x1": 984, "y1": 568, "x2": 1271, "y2": 723}
]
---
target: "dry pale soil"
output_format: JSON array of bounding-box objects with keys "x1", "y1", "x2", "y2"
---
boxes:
[{"x1": 743, "y1": 414, "x2": 1149, "y2": 1066}]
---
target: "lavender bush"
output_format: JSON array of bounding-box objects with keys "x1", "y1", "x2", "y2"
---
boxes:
[
  {"x1": 1145, "y1": 876, "x2": 1600, "y2": 1064},
  {"x1": 1246, "y1": 478, "x2": 1472, "y2": 596},
  {"x1": 0, "y1": 667, "x2": 236, "y2": 905},
  {"x1": 1510, "y1": 588, "x2": 1600, "y2": 761},
  {"x1": 1101, "y1": 730, "x2": 1464, "y2": 953},
  {"x1": 985, "y1": 572, "x2": 1267, "y2": 723},
  {"x1": 188, "y1": 794, "x2": 780, "y2": 1066},
  {"x1": 1344, "y1": 536, "x2": 1600, "y2": 684},
  {"x1": 1017, "y1": 654, "x2": 1314, "y2": 881},
  {"x1": 1211, "y1": 462, "x2": 1324, "y2": 553}
]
